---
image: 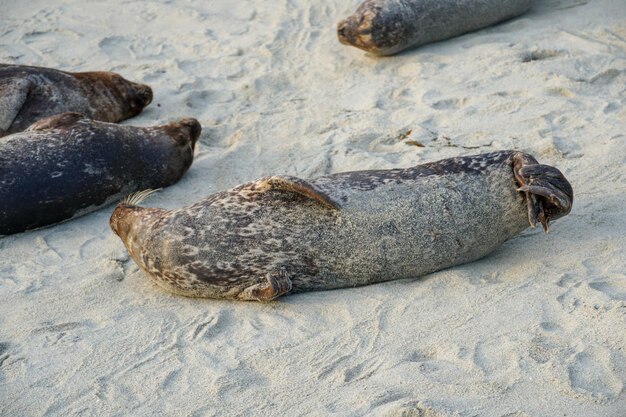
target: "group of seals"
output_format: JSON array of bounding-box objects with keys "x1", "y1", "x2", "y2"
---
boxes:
[
  {"x1": 0, "y1": 113, "x2": 200, "y2": 235},
  {"x1": 338, "y1": 0, "x2": 534, "y2": 55},
  {"x1": 0, "y1": 63, "x2": 200, "y2": 235},
  {"x1": 0, "y1": 64, "x2": 153, "y2": 137},
  {"x1": 2, "y1": 7, "x2": 574, "y2": 302},
  {"x1": 110, "y1": 151, "x2": 573, "y2": 301}
]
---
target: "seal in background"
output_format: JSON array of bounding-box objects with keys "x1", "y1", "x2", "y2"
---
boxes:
[
  {"x1": 0, "y1": 113, "x2": 200, "y2": 235},
  {"x1": 0, "y1": 64, "x2": 153, "y2": 136},
  {"x1": 338, "y1": 0, "x2": 534, "y2": 55}
]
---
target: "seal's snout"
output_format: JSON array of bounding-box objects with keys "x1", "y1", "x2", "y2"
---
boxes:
[
  {"x1": 109, "y1": 204, "x2": 132, "y2": 240},
  {"x1": 136, "y1": 84, "x2": 153, "y2": 106},
  {"x1": 337, "y1": 17, "x2": 364, "y2": 47},
  {"x1": 337, "y1": 13, "x2": 377, "y2": 53},
  {"x1": 129, "y1": 83, "x2": 153, "y2": 111},
  {"x1": 180, "y1": 118, "x2": 202, "y2": 146},
  {"x1": 165, "y1": 118, "x2": 201, "y2": 150},
  {"x1": 337, "y1": 19, "x2": 352, "y2": 45}
]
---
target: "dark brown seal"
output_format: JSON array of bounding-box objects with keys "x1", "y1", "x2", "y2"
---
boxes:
[
  {"x1": 0, "y1": 64, "x2": 153, "y2": 137},
  {"x1": 0, "y1": 113, "x2": 200, "y2": 235},
  {"x1": 110, "y1": 150, "x2": 572, "y2": 301},
  {"x1": 337, "y1": 0, "x2": 534, "y2": 56}
]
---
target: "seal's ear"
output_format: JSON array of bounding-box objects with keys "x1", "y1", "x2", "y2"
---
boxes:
[
  {"x1": 26, "y1": 112, "x2": 87, "y2": 132},
  {"x1": 254, "y1": 175, "x2": 341, "y2": 210},
  {"x1": 0, "y1": 78, "x2": 32, "y2": 134}
]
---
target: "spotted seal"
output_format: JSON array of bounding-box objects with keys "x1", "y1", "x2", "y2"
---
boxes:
[
  {"x1": 110, "y1": 150, "x2": 572, "y2": 301},
  {"x1": 338, "y1": 0, "x2": 534, "y2": 55},
  {"x1": 0, "y1": 112, "x2": 200, "y2": 235},
  {"x1": 0, "y1": 64, "x2": 153, "y2": 137}
]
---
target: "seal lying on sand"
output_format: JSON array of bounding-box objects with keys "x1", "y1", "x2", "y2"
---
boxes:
[
  {"x1": 338, "y1": 0, "x2": 534, "y2": 55},
  {"x1": 0, "y1": 112, "x2": 200, "y2": 235},
  {"x1": 0, "y1": 64, "x2": 153, "y2": 137},
  {"x1": 110, "y1": 150, "x2": 572, "y2": 301}
]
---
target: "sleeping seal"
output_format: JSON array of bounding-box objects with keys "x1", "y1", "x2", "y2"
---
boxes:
[
  {"x1": 110, "y1": 150, "x2": 572, "y2": 301},
  {"x1": 338, "y1": 0, "x2": 534, "y2": 55},
  {"x1": 0, "y1": 112, "x2": 200, "y2": 235},
  {"x1": 0, "y1": 64, "x2": 153, "y2": 137}
]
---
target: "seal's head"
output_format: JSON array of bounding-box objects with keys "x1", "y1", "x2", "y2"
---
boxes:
[
  {"x1": 74, "y1": 71, "x2": 153, "y2": 120},
  {"x1": 337, "y1": 3, "x2": 410, "y2": 55},
  {"x1": 110, "y1": 189, "x2": 162, "y2": 244},
  {"x1": 158, "y1": 117, "x2": 202, "y2": 185},
  {"x1": 337, "y1": 10, "x2": 379, "y2": 53}
]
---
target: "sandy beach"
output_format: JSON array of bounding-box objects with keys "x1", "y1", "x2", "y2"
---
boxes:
[{"x1": 1, "y1": 0, "x2": 625, "y2": 415}]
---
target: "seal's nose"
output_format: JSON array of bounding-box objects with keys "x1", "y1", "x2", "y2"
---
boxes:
[
  {"x1": 135, "y1": 84, "x2": 153, "y2": 107},
  {"x1": 178, "y1": 118, "x2": 201, "y2": 147},
  {"x1": 164, "y1": 118, "x2": 201, "y2": 150},
  {"x1": 337, "y1": 20, "x2": 350, "y2": 44}
]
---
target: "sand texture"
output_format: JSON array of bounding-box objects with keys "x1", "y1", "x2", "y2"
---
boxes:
[{"x1": 1, "y1": 0, "x2": 625, "y2": 416}]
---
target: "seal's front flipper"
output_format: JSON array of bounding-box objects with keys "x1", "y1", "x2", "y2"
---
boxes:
[
  {"x1": 0, "y1": 78, "x2": 31, "y2": 135},
  {"x1": 513, "y1": 153, "x2": 573, "y2": 232},
  {"x1": 256, "y1": 175, "x2": 341, "y2": 209},
  {"x1": 239, "y1": 270, "x2": 293, "y2": 302},
  {"x1": 26, "y1": 112, "x2": 86, "y2": 132}
]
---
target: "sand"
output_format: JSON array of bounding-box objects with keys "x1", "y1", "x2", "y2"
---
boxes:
[{"x1": 0, "y1": 0, "x2": 625, "y2": 416}]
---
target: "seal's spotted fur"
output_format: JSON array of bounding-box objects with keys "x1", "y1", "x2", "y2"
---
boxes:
[
  {"x1": 0, "y1": 64, "x2": 152, "y2": 137},
  {"x1": 110, "y1": 151, "x2": 573, "y2": 301},
  {"x1": 0, "y1": 113, "x2": 200, "y2": 235}
]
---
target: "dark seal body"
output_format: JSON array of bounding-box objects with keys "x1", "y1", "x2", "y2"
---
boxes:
[
  {"x1": 0, "y1": 113, "x2": 200, "y2": 235},
  {"x1": 110, "y1": 151, "x2": 572, "y2": 301},
  {"x1": 0, "y1": 64, "x2": 153, "y2": 137},
  {"x1": 338, "y1": 0, "x2": 534, "y2": 55}
]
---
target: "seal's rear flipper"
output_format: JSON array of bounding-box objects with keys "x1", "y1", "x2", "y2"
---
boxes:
[
  {"x1": 513, "y1": 153, "x2": 573, "y2": 232},
  {"x1": 26, "y1": 112, "x2": 86, "y2": 132},
  {"x1": 239, "y1": 270, "x2": 293, "y2": 302},
  {"x1": 0, "y1": 78, "x2": 32, "y2": 135},
  {"x1": 256, "y1": 175, "x2": 341, "y2": 210}
]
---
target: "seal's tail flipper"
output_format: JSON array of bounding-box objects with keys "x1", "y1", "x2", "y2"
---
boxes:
[
  {"x1": 26, "y1": 112, "x2": 87, "y2": 132},
  {"x1": 253, "y1": 175, "x2": 341, "y2": 210},
  {"x1": 513, "y1": 153, "x2": 573, "y2": 232}
]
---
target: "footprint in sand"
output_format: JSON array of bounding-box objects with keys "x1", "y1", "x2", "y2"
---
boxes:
[
  {"x1": 383, "y1": 401, "x2": 451, "y2": 417},
  {"x1": 184, "y1": 310, "x2": 233, "y2": 342},
  {"x1": 473, "y1": 336, "x2": 521, "y2": 387},
  {"x1": 185, "y1": 89, "x2": 235, "y2": 109},
  {"x1": 528, "y1": 335, "x2": 564, "y2": 364},
  {"x1": 430, "y1": 97, "x2": 471, "y2": 111},
  {"x1": 341, "y1": 357, "x2": 384, "y2": 383},
  {"x1": 99, "y1": 36, "x2": 134, "y2": 61},
  {"x1": 567, "y1": 346, "x2": 624, "y2": 403},
  {"x1": 588, "y1": 279, "x2": 626, "y2": 301}
]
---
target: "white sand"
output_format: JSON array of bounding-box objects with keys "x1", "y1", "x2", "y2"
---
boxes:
[{"x1": 1, "y1": 0, "x2": 625, "y2": 415}]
